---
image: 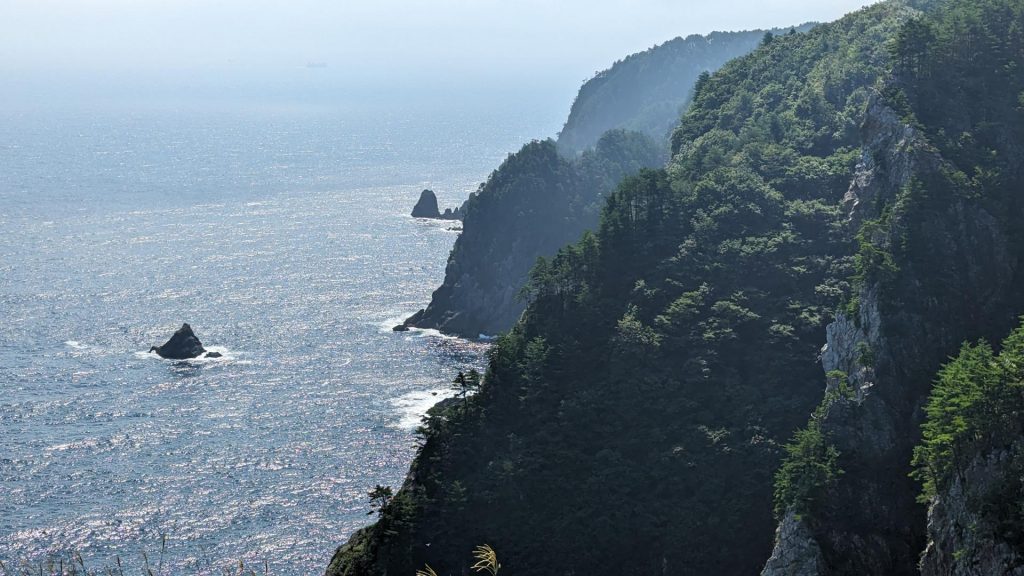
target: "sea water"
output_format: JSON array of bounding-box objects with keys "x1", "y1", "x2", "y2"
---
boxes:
[{"x1": 0, "y1": 103, "x2": 554, "y2": 574}]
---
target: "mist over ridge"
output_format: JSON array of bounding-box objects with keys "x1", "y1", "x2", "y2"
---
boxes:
[{"x1": 3, "y1": 0, "x2": 879, "y2": 114}]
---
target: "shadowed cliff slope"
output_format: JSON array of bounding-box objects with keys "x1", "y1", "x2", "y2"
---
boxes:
[
  {"x1": 408, "y1": 26, "x2": 816, "y2": 338},
  {"x1": 557, "y1": 25, "x2": 815, "y2": 155},
  {"x1": 330, "y1": 3, "x2": 919, "y2": 574}
]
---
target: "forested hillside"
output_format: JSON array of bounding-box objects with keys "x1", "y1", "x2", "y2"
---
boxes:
[
  {"x1": 407, "y1": 27, "x2": 812, "y2": 338},
  {"x1": 914, "y1": 321, "x2": 1024, "y2": 575},
  {"x1": 404, "y1": 130, "x2": 662, "y2": 337},
  {"x1": 766, "y1": 0, "x2": 1024, "y2": 573},
  {"x1": 329, "y1": 0, "x2": 1024, "y2": 574},
  {"x1": 557, "y1": 25, "x2": 815, "y2": 155}
]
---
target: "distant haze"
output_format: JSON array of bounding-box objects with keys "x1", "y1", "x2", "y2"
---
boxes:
[{"x1": 2, "y1": 0, "x2": 879, "y2": 115}]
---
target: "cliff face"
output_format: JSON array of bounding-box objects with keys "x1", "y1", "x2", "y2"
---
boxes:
[
  {"x1": 763, "y1": 511, "x2": 826, "y2": 576},
  {"x1": 920, "y1": 442, "x2": 1024, "y2": 576},
  {"x1": 764, "y1": 0, "x2": 1024, "y2": 572},
  {"x1": 407, "y1": 131, "x2": 663, "y2": 337},
  {"x1": 763, "y1": 91, "x2": 935, "y2": 576}
]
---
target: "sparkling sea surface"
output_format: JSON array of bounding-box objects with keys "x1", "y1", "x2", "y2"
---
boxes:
[{"x1": 0, "y1": 104, "x2": 553, "y2": 574}]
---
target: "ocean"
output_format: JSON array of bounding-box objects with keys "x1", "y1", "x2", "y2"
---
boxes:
[{"x1": 0, "y1": 102, "x2": 556, "y2": 574}]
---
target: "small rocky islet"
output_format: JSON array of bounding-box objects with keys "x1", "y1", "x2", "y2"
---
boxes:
[
  {"x1": 149, "y1": 323, "x2": 222, "y2": 359},
  {"x1": 410, "y1": 189, "x2": 462, "y2": 221}
]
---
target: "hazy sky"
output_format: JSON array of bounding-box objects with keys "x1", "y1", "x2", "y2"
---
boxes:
[{"x1": 2, "y1": 0, "x2": 881, "y2": 110}]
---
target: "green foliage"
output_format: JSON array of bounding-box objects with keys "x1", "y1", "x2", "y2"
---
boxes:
[
  {"x1": 853, "y1": 212, "x2": 899, "y2": 287},
  {"x1": 912, "y1": 320, "x2": 1024, "y2": 501},
  {"x1": 451, "y1": 370, "x2": 482, "y2": 405},
  {"x1": 368, "y1": 485, "x2": 394, "y2": 518},
  {"x1": 330, "y1": 1, "x2": 1024, "y2": 574},
  {"x1": 558, "y1": 26, "x2": 815, "y2": 154},
  {"x1": 773, "y1": 369, "x2": 859, "y2": 520},
  {"x1": 892, "y1": 0, "x2": 1024, "y2": 187},
  {"x1": 773, "y1": 416, "x2": 842, "y2": 518},
  {"x1": 417, "y1": 545, "x2": 500, "y2": 576},
  {"x1": 343, "y1": 5, "x2": 906, "y2": 574},
  {"x1": 856, "y1": 342, "x2": 875, "y2": 367},
  {"x1": 421, "y1": 131, "x2": 664, "y2": 336}
]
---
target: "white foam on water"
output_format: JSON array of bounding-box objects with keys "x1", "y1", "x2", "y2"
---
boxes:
[
  {"x1": 389, "y1": 388, "x2": 454, "y2": 429},
  {"x1": 133, "y1": 345, "x2": 248, "y2": 364},
  {"x1": 378, "y1": 311, "x2": 418, "y2": 333},
  {"x1": 408, "y1": 327, "x2": 464, "y2": 342}
]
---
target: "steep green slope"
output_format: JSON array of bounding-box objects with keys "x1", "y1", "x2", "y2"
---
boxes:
[
  {"x1": 328, "y1": 4, "x2": 915, "y2": 575},
  {"x1": 765, "y1": 0, "x2": 1024, "y2": 574},
  {"x1": 915, "y1": 321, "x2": 1024, "y2": 576},
  {"x1": 557, "y1": 26, "x2": 815, "y2": 155},
  {"x1": 408, "y1": 26, "x2": 817, "y2": 339},
  {"x1": 405, "y1": 131, "x2": 663, "y2": 337}
]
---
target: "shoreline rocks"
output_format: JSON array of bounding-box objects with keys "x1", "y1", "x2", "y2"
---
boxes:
[{"x1": 393, "y1": 309, "x2": 424, "y2": 332}]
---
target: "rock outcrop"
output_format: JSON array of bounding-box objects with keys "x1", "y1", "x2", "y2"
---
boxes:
[
  {"x1": 149, "y1": 323, "x2": 218, "y2": 359},
  {"x1": 920, "y1": 442, "x2": 1024, "y2": 576},
  {"x1": 392, "y1": 309, "x2": 424, "y2": 332},
  {"x1": 760, "y1": 87, "x2": 937, "y2": 576},
  {"x1": 762, "y1": 512, "x2": 826, "y2": 576},
  {"x1": 762, "y1": 67, "x2": 1024, "y2": 576},
  {"x1": 411, "y1": 189, "x2": 462, "y2": 221},
  {"x1": 331, "y1": 1, "x2": 1024, "y2": 574}
]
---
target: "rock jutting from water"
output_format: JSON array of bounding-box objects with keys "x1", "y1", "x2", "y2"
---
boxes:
[
  {"x1": 411, "y1": 189, "x2": 462, "y2": 221},
  {"x1": 149, "y1": 323, "x2": 219, "y2": 359}
]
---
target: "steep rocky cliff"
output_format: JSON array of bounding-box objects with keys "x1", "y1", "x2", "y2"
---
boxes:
[
  {"x1": 405, "y1": 131, "x2": 663, "y2": 337},
  {"x1": 765, "y1": 0, "x2": 1024, "y2": 573},
  {"x1": 920, "y1": 442, "x2": 1024, "y2": 576},
  {"x1": 763, "y1": 90, "x2": 935, "y2": 576}
]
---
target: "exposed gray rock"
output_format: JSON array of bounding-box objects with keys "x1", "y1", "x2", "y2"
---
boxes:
[
  {"x1": 763, "y1": 60, "x2": 1024, "y2": 571},
  {"x1": 842, "y1": 95, "x2": 934, "y2": 224},
  {"x1": 763, "y1": 90, "x2": 933, "y2": 575},
  {"x1": 921, "y1": 442, "x2": 1024, "y2": 576},
  {"x1": 761, "y1": 511, "x2": 826, "y2": 576}
]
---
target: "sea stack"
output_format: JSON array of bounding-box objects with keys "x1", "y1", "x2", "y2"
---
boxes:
[
  {"x1": 411, "y1": 189, "x2": 464, "y2": 220},
  {"x1": 411, "y1": 189, "x2": 441, "y2": 218},
  {"x1": 149, "y1": 323, "x2": 218, "y2": 359}
]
